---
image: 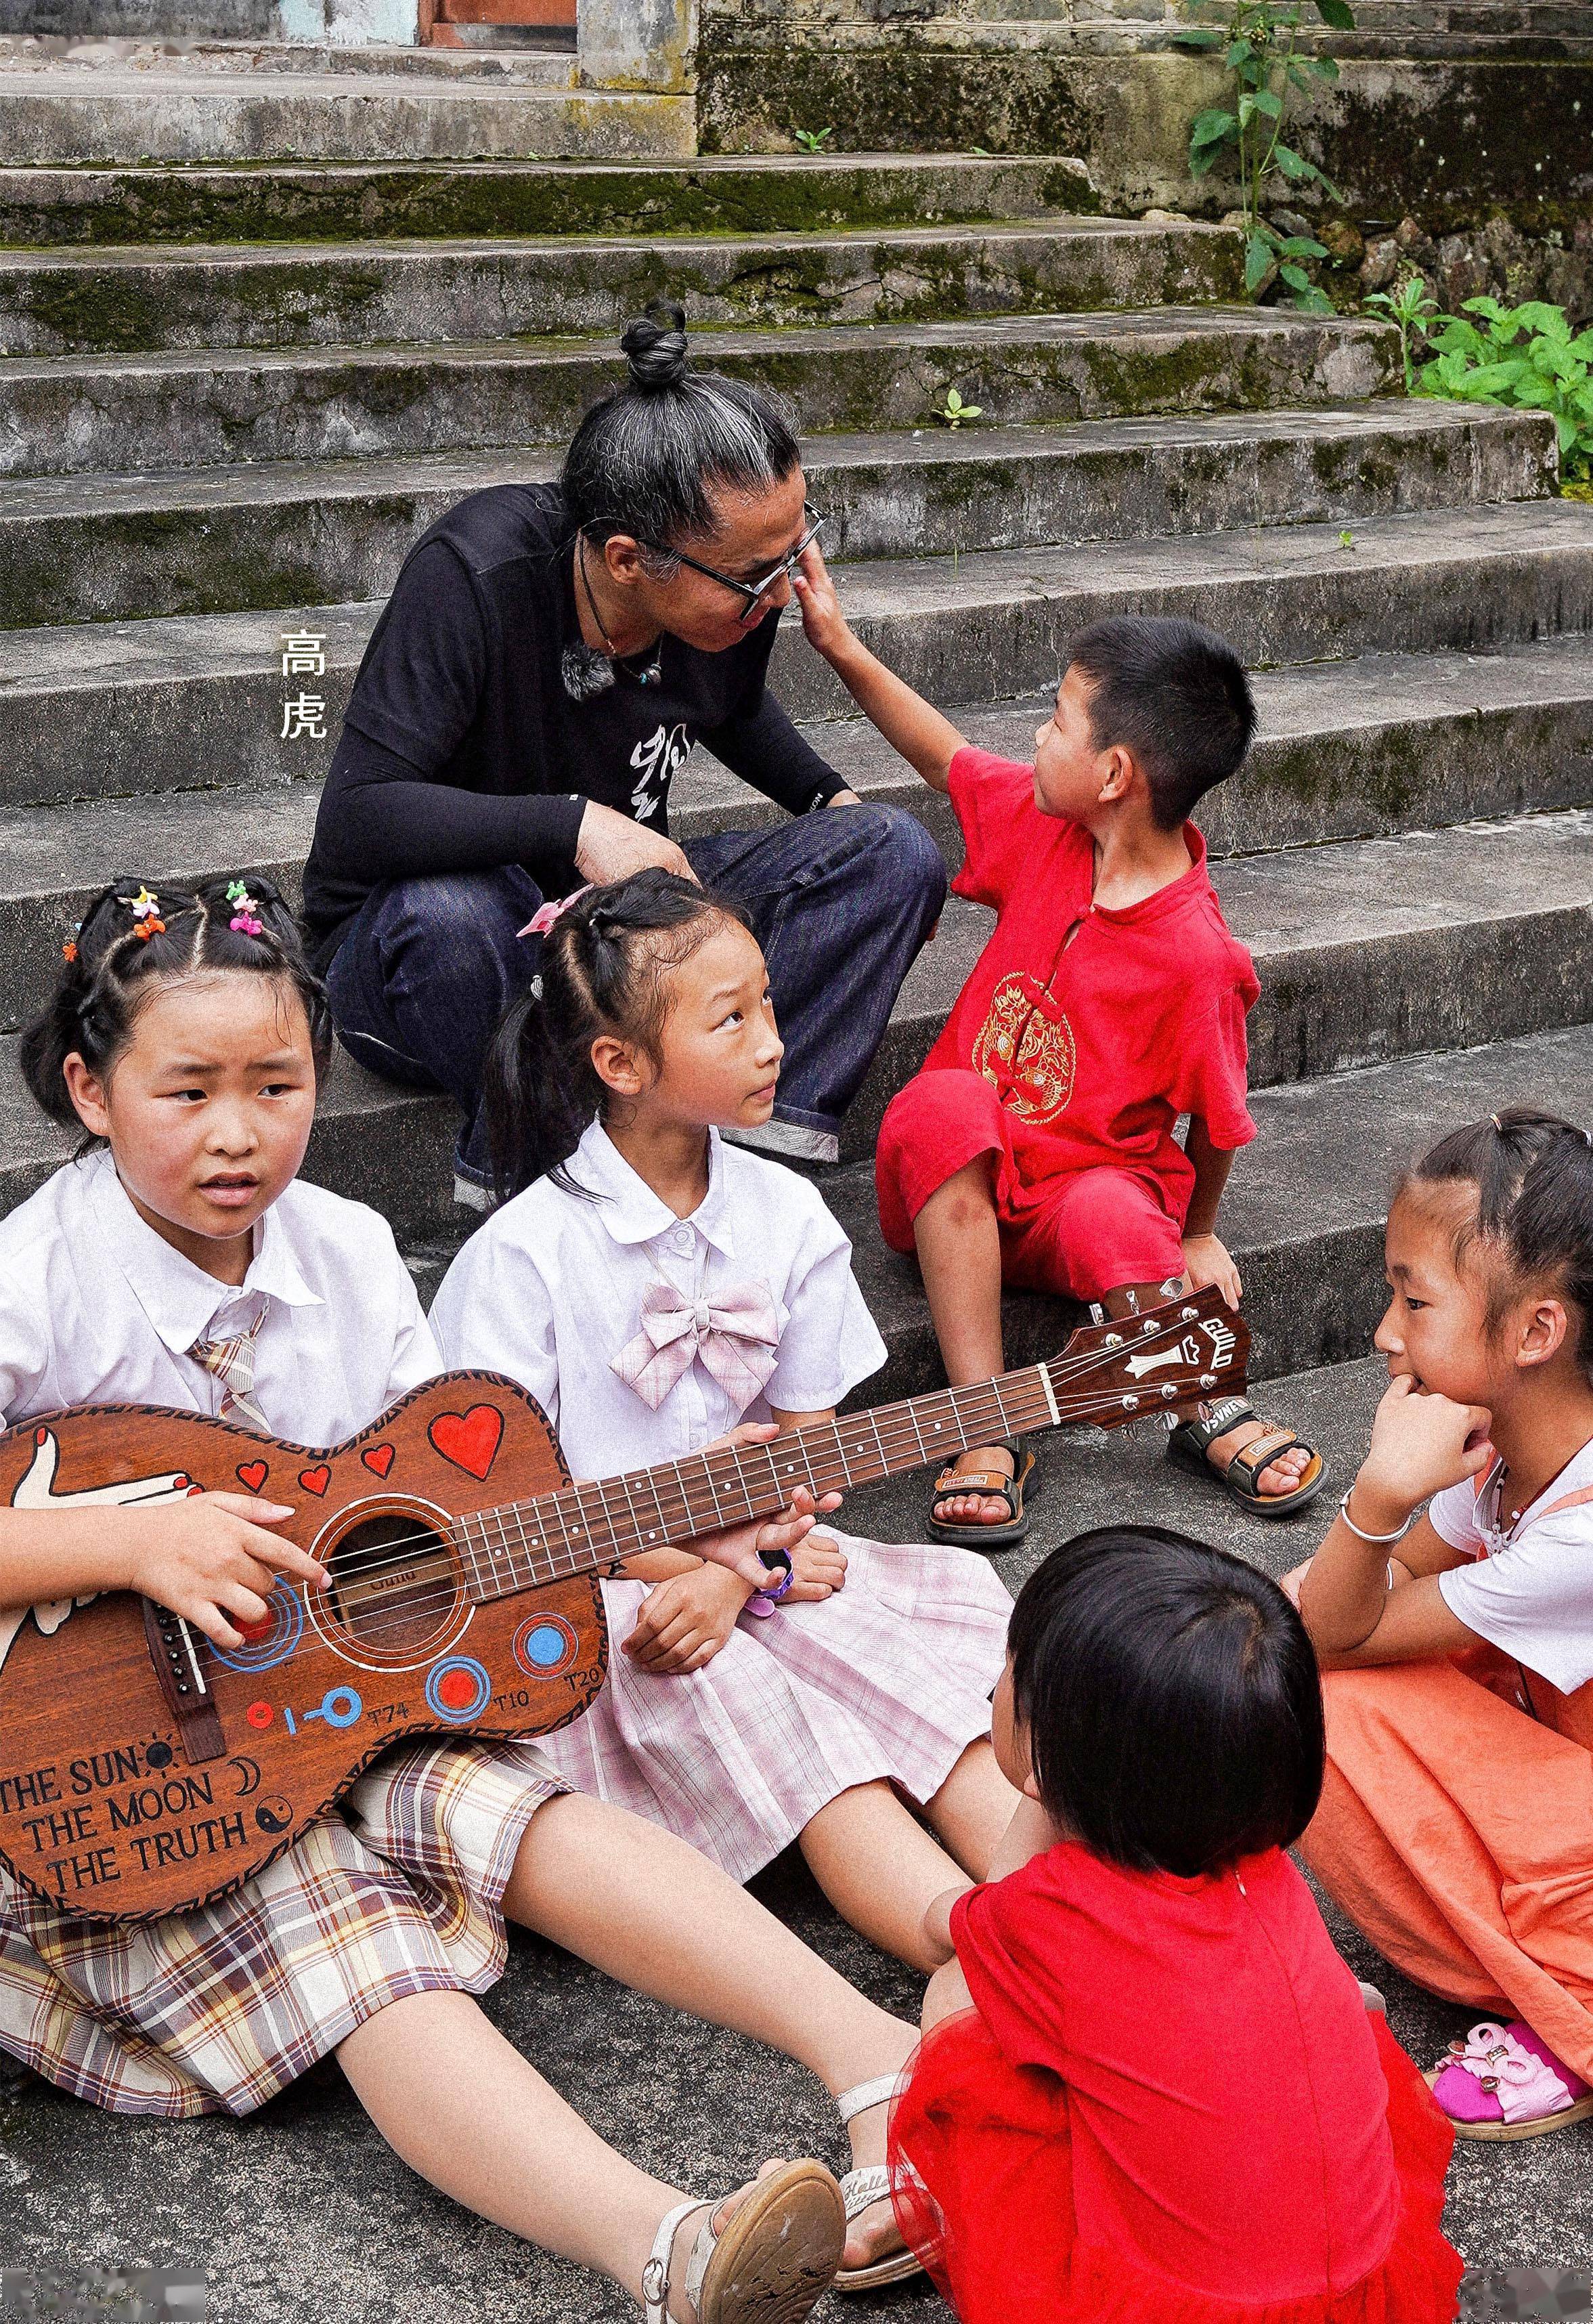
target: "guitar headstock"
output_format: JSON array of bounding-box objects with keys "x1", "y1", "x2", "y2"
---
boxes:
[{"x1": 1041, "y1": 1285, "x2": 1250, "y2": 1431}]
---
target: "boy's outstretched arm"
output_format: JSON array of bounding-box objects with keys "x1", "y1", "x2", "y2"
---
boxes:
[{"x1": 793, "y1": 540, "x2": 968, "y2": 794}]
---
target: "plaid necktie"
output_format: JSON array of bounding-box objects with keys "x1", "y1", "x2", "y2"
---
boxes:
[{"x1": 188, "y1": 1308, "x2": 271, "y2": 1434}]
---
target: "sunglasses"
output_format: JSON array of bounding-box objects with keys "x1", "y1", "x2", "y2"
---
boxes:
[{"x1": 642, "y1": 504, "x2": 828, "y2": 626}]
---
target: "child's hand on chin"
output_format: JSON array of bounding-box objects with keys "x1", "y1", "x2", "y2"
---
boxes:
[{"x1": 1361, "y1": 1372, "x2": 1493, "y2": 1516}]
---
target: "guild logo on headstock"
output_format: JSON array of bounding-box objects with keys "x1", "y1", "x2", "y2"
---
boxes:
[
  {"x1": 1198, "y1": 1316, "x2": 1238, "y2": 1370},
  {"x1": 1125, "y1": 1333, "x2": 1202, "y2": 1381}
]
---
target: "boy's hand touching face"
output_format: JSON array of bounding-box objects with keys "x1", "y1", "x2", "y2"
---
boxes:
[
  {"x1": 1181, "y1": 1230, "x2": 1242, "y2": 1309},
  {"x1": 791, "y1": 538, "x2": 852, "y2": 661}
]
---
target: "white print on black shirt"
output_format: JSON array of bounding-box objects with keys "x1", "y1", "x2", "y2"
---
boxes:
[{"x1": 630, "y1": 723, "x2": 692, "y2": 823}]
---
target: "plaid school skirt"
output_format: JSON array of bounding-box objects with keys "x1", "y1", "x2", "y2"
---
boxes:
[{"x1": 0, "y1": 1738, "x2": 565, "y2": 2117}]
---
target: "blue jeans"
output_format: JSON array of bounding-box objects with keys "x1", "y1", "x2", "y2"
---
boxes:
[{"x1": 325, "y1": 805, "x2": 948, "y2": 1184}]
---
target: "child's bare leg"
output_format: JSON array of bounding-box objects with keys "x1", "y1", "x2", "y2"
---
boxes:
[
  {"x1": 1104, "y1": 1274, "x2": 1311, "y2": 1498},
  {"x1": 913, "y1": 1155, "x2": 1016, "y2": 1526},
  {"x1": 339, "y1": 1988, "x2": 749, "y2": 2319},
  {"x1": 797, "y1": 1778, "x2": 980, "y2": 1973},
  {"x1": 922, "y1": 1740, "x2": 1022, "y2": 1880},
  {"x1": 502, "y1": 1792, "x2": 915, "y2": 2266},
  {"x1": 921, "y1": 1959, "x2": 974, "y2": 2034}
]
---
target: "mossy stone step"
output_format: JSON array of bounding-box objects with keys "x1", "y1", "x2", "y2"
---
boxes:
[
  {"x1": 4, "y1": 505, "x2": 1592, "y2": 806},
  {"x1": 0, "y1": 307, "x2": 1396, "y2": 479},
  {"x1": 835, "y1": 1016, "x2": 1593, "y2": 1401},
  {"x1": 0, "y1": 218, "x2": 1246, "y2": 358},
  {"x1": 0, "y1": 402, "x2": 1550, "y2": 630},
  {"x1": 0, "y1": 154, "x2": 1097, "y2": 251}
]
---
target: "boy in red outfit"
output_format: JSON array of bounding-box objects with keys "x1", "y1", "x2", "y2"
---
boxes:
[{"x1": 794, "y1": 550, "x2": 1324, "y2": 1539}]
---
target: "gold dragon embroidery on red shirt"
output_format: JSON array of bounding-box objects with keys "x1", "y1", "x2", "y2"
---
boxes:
[{"x1": 970, "y1": 973, "x2": 1076, "y2": 1126}]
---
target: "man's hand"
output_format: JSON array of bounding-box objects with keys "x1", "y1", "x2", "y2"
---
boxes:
[
  {"x1": 825, "y1": 789, "x2": 863, "y2": 807},
  {"x1": 125, "y1": 1493, "x2": 327, "y2": 1652},
  {"x1": 1181, "y1": 1231, "x2": 1242, "y2": 1308},
  {"x1": 622, "y1": 1562, "x2": 752, "y2": 1675},
  {"x1": 574, "y1": 800, "x2": 697, "y2": 887}
]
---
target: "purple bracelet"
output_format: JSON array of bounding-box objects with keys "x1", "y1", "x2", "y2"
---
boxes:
[{"x1": 745, "y1": 1549, "x2": 795, "y2": 1620}]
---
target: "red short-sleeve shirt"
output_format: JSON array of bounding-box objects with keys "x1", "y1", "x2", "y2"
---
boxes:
[
  {"x1": 951, "y1": 1840, "x2": 1401, "y2": 2300},
  {"x1": 928, "y1": 748, "x2": 1260, "y2": 1199}
]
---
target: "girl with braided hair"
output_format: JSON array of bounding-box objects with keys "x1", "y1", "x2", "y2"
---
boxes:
[
  {"x1": 0, "y1": 874, "x2": 930, "y2": 2324},
  {"x1": 1288, "y1": 1105, "x2": 1593, "y2": 2140}
]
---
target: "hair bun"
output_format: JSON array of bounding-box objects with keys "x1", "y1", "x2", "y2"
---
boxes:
[{"x1": 620, "y1": 301, "x2": 689, "y2": 393}]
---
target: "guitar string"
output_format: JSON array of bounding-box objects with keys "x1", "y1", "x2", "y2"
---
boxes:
[
  {"x1": 263, "y1": 1313, "x2": 1220, "y2": 1590},
  {"x1": 199, "y1": 1366, "x2": 1225, "y2": 1669}
]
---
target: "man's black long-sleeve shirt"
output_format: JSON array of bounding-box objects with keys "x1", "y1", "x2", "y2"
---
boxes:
[{"x1": 301, "y1": 482, "x2": 843, "y2": 968}]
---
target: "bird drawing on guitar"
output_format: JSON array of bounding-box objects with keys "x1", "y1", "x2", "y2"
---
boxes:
[{"x1": 0, "y1": 1426, "x2": 193, "y2": 1677}]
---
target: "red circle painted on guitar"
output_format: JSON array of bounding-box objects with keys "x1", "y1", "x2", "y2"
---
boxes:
[
  {"x1": 435, "y1": 1666, "x2": 479, "y2": 1713},
  {"x1": 246, "y1": 1700, "x2": 274, "y2": 1729}
]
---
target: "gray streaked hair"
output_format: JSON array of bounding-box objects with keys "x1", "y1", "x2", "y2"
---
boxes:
[{"x1": 561, "y1": 301, "x2": 801, "y2": 557}]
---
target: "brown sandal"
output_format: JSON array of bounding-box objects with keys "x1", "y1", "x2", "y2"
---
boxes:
[
  {"x1": 925, "y1": 1436, "x2": 1034, "y2": 1552},
  {"x1": 1167, "y1": 1396, "x2": 1326, "y2": 1518}
]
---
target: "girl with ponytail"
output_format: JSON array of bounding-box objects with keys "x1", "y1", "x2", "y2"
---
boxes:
[
  {"x1": 1287, "y1": 1105, "x2": 1593, "y2": 2139},
  {"x1": 434, "y1": 867, "x2": 1022, "y2": 2290},
  {"x1": 0, "y1": 874, "x2": 927, "y2": 2324}
]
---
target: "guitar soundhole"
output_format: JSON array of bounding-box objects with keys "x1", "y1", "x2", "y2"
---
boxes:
[{"x1": 326, "y1": 1512, "x2": 458, "y2": 1656}]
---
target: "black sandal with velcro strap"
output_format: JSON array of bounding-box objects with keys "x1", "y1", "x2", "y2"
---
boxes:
[
  {"x1": 1167, "y1": 1394, "x2": 1326, "y2": 1518},
  {"x1": 925, "y1": 1436, "x2": 1035, "y2": 1552}
]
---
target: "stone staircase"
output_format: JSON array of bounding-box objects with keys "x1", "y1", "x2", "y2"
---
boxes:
[
  {"x1": 0, "y1": 128, "x2": 1589, "y2": 1413},
  {"x1": 3, "y1": 87, "x2": 1593, "y2": 2311}
]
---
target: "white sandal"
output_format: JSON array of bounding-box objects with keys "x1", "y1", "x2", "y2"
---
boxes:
[
  {"x1": 832, "y1": 2071, "x2": 923, "y2": 2294},
  {"x1": 641, "y1": 2157, "x2": 844, "y2": 2324}
]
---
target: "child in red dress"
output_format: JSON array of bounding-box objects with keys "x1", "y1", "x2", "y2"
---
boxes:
[
  {"x1": 888, "y1": 1526, "x2": 1463, "y2": 2324},
  {"x1": 794, "y1": 551, "x2": 1323, "y2": 1541}
]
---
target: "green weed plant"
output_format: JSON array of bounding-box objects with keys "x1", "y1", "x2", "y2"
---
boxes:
[
  {"x1": 1176, "y1": 0, "x2": 1355, "y2": 313},
  {"x1": 1412, "y1": 299, "x2": 1593, "y2": 481}
]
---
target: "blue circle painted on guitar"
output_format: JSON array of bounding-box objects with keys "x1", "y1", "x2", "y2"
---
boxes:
[
  {"x1": 425, "y1": 1655, "x2": 493, "y2": 1723},
  {"x1": 210, "y1": 1581, "x2": 304, "y2": 1674},
  {"x1": 512, "y1": 1614, "x2": 577, "y2": 1679}
]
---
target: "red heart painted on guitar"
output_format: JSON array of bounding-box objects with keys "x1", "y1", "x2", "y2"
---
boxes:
[
  {"x1": 428, "y1": 1404, "x2": 504, "y2": 1482},
  {"x1": 298, "y1": 1464, "x2": 332, "y2": 1497},
  {"x1": 236, "y1": 1459, "x2": 269, "y2": 1494},
  {"x1": 361, "y1": 1443, "x2": 395, "y2": 1480}
]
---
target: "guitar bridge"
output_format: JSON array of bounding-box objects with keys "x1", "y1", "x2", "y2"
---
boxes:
[{"x1": 141, "y1": 1597, "x2": 226, "y2": 1765}]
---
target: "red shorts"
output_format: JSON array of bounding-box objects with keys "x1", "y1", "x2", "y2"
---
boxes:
[{"x1": 875, "y1": 1069, "x2": 1187, "y2": 1304}]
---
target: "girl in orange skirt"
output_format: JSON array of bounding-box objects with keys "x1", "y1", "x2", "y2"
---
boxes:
[
  {"x1": 888, "y1": 1527, "x2": 1461, "y2": 2324},
  {"x1": 1290, "y1": 1104, "x2": 1593, "y2": 2140}
]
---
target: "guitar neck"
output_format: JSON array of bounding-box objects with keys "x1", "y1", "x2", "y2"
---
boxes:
[{"x1": 453, "y1": 1362, "x2": 1063, "y2": 1604}]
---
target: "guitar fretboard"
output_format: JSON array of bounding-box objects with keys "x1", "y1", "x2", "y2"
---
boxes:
[{"x1": 450, "y1": 1364, "x2": 1060, "y2": 1603}]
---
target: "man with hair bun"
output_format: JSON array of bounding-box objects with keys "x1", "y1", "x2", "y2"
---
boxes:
[{"x1": 302, "y1": 301, "x2": 946, "y2": 1203}]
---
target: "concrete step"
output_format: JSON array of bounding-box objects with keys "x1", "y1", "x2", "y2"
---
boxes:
[
  {"x1": 0, "y1": 402, "x2": 1552, "y2": 630},
  {"x1": 789, "y1": 637, "x2": 1593, "y2": 863},
  {"x1": 5, "y1": 506, "x2": 1593, "y2": 804},
  {"x1": 833, "y1": 1016, "x2": 1593, "y2": 1404},
  {"x1": 0, "y1": 31, "x2": 577, "y2": 74},
  {"x1": 0, "y1": 60, "x2": 693, "y2": 165},
  {"x1": 766, "y1": 500, "x2": 1593, "y2": 720},
  {"x1": 0, "y1": 154, "x2": 1098, "y2": 249},
  {"x1": 0, "y1": 756, "x2": 1586, "y2": 1131},
  {"x1": 0, "y1": 218, "x2": 1247, "y2": 358},
  {"x1": 840, "y1": 806, "x2": 1593, "y2": 1162},
  {"x1": 0, "y1": 307, "x2": 1397, "y2": 479}
]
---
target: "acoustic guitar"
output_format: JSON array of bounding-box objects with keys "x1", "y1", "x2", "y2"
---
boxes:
[{"x1": 0, "y1": 1285, "x2": 1246, "y2": 1921}]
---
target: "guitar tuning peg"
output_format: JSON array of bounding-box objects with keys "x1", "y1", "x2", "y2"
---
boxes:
[{"x1": 1088, "y1": 1302, "x2": 1106, "y2": 1325}]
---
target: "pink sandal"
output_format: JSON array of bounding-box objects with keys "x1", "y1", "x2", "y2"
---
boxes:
[{"x1": 1428, "y1": 2019, "x2": 1593, "y2": 2140}]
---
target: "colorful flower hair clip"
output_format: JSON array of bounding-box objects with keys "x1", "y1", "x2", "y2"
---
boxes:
[
  {"x1": 226, "y1": 882, "x2": 265, "y2": 938},
  {"x1": 61, "y1": 941, "x2": 77, "y2": 963},
  {"x1": 127, "y1": 887, "x2": 165, "y2": 941}
]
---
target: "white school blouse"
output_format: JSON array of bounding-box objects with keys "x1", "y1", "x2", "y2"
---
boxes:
[
  {"x1": 0, "y1": 1146, "x2": 441, "y2": 1444},
  {"x1": 430, "y1": 1121, "x2": 888, "y2": 1480},
  {"x1": 1431, "y1": 1432, "x2": 1593, "y2": 1694}
]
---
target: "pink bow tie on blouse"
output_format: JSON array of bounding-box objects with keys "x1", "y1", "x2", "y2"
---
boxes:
[{"x1": 611, "y1": 1278, "x2": 780, "y2": 1410}]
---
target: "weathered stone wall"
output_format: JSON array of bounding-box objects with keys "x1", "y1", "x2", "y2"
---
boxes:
[{"x1": 699, "y1": 23, "x2": 1591, "y2": 309}]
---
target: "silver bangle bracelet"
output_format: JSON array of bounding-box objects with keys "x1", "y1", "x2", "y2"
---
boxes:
[{"x1": 1338, "y1": 1486, "x2": 1410, "y2": 1546}]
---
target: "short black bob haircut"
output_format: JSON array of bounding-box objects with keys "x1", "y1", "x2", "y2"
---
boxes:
[
  {"x1": 1064, "y1": 614, "x2": 1257, "y2": 832},
  {"x1": 1007, "y1": 1526, "x2": 1324, "y2": 1878}
]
